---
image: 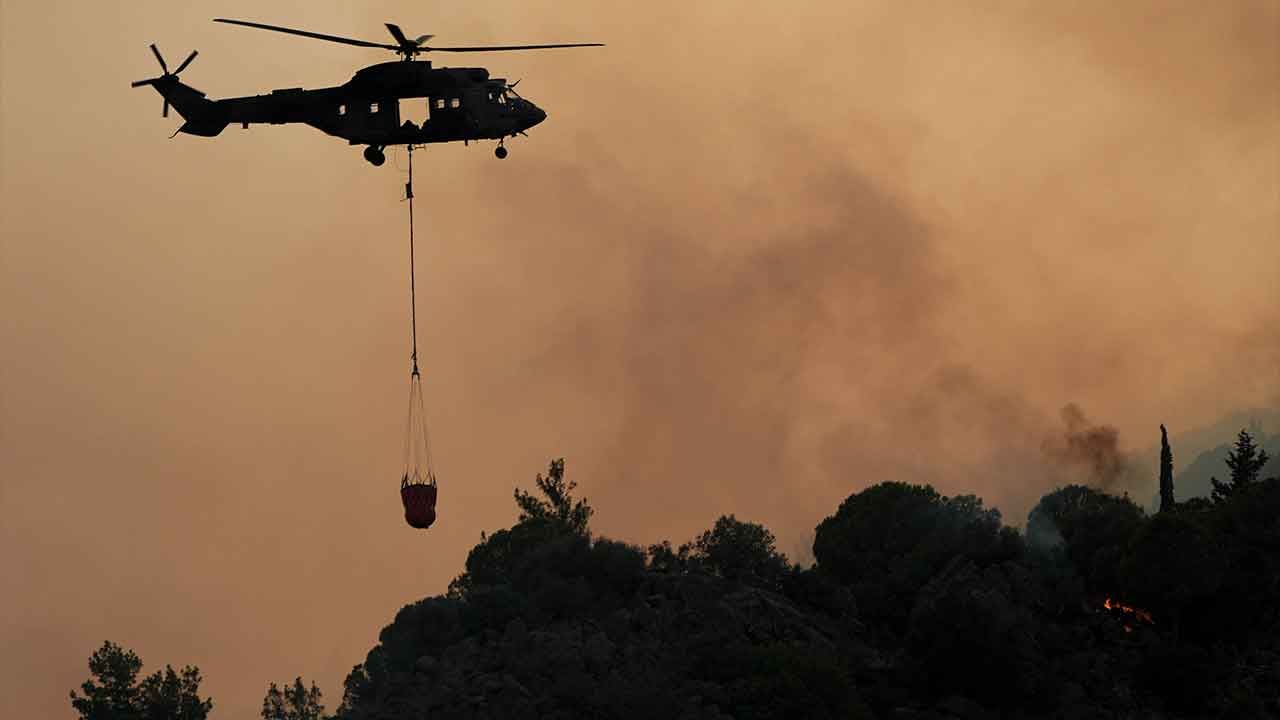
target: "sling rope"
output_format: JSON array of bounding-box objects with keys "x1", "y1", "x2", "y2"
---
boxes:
[
  {"x1": 407, "y1": 144, "x2": 420, "y2": 378},
  {"x1": 402, "y1": 144, "x2": 435, "y2": 486}
]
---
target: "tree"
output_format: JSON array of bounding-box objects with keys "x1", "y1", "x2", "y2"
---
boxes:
[
  {"x1": 1026, "y1": 485, "x2": 1144, "y2": 594},
  {"x1": 1159, "y1": 424, "x2": 1175, "y2": 512},
  {"x1": 514, "y1": 458, "x2": 593, "y2": 536},
  {"x1": 813, "y1": 482, "x2": 946, "y2": 587},
  {"x1": 70, "y1": 642, "x2": 212, "y2": 720},
  {"x1": 906, "y1": 559, "x2": 1043, "y2": 707},
  {"x1": 686, "y1": 514, "x2": 791, "y2": 589},
  {"x1": 449, "y1": 459, "x2": 595, "y2": 598},
  {"x1": 337, "y1": 663, "x2": 373, "y2": 718},
  {"x1": 262, "y1": 677, "x2": 325, "y2": 720},
  {"x1": 813, "y1": 482, "x2": 1020, "y2": 633},
  {"x1": 1200, "y1": 476, "x2": 1280, "y2": 640},
  {"x1": 1211, "y1": 429, "x2": 1270, "y2": 503},
  {"x1": 1120, "y1": 512, "x2": 1223, "y2": 637},
  {"x1": 646, "y1": 540, "x2": 691, "y2": 574},
  {"x1": 138, "y1": 665, "x2": 212, "y2": 720},
  {"x1": 70, "y1": 642, "x2": 142, "y2": 720}
]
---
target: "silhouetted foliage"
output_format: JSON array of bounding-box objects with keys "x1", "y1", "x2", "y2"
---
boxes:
[
  {"x1": 1195, "y1": 476, "x2": 1280, "y2": 641},
  {"x1": 1211, "y1": 429, "x2": 1271, "y2": 502},
  {"x1": 1159, "y1": 424, "x2": 1175, "y2": 512},
  {"x1": 137, "y1": 666, "x2": 212, "y2": 720},
  {"x1": 1135, "y1": 641, "x2": 1225, "y2": 715},
  {"x1": 686, "y1": 514, "x2": 792, "y2": 590},
  {"x1": 813, "y1": 482, "x2": 1020, "y2": 635},
  {"x1": 70, "y1": 641, "x2": 212, "y2": 720},
  {"x1": 1026, "y1": 484, "x2": 1145, "y2": 593},
  {"x1": 1176, "y1": 496, "x2": 1215, "y2": 515},
  {"x1": 906, "y1": 558, "x2": 1045, "y2": 707},
  {"x1": 514, "y1": 457, "x2": 593, "y2": 535},
  {"x1": 448, "y1": 458, "x2": 596, "y2": 599},
  {"x1": 328, "y1": 452, "x2": 1280, "y2": 720},
  {"x1": 691, "y1": 642, "x2": 874, "y2": 719},
  {"x1": 645, "y1": 539, "x2": 691, "y2": 574},
  {"x1": 70, "y1": 642, "x2": 141, "y2": 720},
  {"x1": 779, "y1": 564, "x2": 859, "y2": 620},
  {"x1": 262, "y1": 677, "x2": 324, "y2": 720},
  {"x1": 1120, "y1": 512, "x2": 1224, "y2": 633}
]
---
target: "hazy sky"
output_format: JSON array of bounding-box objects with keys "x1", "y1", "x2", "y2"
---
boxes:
[{"x1": 2, "y1": 1, "x2": 1277, "y2": 717}]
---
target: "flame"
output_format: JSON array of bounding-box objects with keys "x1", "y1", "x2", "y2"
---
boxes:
[{"x1": 1103, "y1": 597, "x2": 1154, "y2": 631}]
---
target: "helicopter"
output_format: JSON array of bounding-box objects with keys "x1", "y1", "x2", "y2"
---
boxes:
[{"x1": 131, "y1": 18, "x2": 603, "y2": 165}]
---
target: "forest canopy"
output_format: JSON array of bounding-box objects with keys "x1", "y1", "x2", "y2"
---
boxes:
[{"x1": 74, "y1": 430, "x2": 1279, "y2": 719}]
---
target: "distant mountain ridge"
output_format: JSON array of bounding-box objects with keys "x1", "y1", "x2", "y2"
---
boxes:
[
  {"x1": 1174, "y1": 429, "x2": 1280, "y2": 502},
  {"x1": 1166, "y1": 407, "x2": 1280, "y2": 474},
  {"x1": 1131, "y1": 407, "x2": 1280, "y2": 508}
]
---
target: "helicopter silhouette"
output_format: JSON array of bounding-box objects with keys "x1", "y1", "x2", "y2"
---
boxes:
[{"x1": 131, "y1": 19, "x2": 603, "y2": 165}]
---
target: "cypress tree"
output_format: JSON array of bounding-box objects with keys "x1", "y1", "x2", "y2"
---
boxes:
[{"x1": 1158, "y1": 424, "x2": 1175, "y2": 512}]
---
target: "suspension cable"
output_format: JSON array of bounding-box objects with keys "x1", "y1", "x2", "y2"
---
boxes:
[
  {"x1": 401, "y1": 144, "x2": 435, "y2": 486},
  {"x1": 407, "y1": 144, "x2": 419, "y2": 378}
]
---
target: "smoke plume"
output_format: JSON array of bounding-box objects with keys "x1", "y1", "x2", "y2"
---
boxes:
[{"x1": 1042, "y1": 404, "x2": 1139, "y2": 492}]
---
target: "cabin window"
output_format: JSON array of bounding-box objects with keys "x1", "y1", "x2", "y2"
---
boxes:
[
  {"x1": 399, "y1": 98, "x2": 429, "y2": 127},
  {"x1": 449, "y1": 98, "x2": 461, "y2": 109},
  {"x1": 338, "y1": 104, "x2": 346, "y2": 115},
  {"x1": 434, "y1": 98, "x2": 445, "y2": 110},
  {"x1": 369, "y1": 102, "x2": 379, "y2": 114}
]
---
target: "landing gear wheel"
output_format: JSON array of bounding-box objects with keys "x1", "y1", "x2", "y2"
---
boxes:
[
  {"x1": 364, "y1": 146, "x2": 386, "y2": 166},
  {"x1": 495, "y1": 145, "x2": 509, "y2": 160}
]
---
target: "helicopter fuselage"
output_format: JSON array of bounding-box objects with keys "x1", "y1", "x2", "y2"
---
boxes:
[
  {"x1": 133, "y1": 16, "x2": 599, "y2": 164},
  {"x1": 154, "y1": 60, "x2": 546, "y2": 159}
]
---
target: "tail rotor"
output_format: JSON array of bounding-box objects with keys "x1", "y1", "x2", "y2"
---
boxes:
[{"x1": 131, "y1": 44, "x2": 199, "y2": 117}]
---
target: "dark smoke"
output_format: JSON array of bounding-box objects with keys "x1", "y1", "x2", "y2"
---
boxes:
[{"x1": 1043, "y1": 403, "x2": 1138, "y2": 492}]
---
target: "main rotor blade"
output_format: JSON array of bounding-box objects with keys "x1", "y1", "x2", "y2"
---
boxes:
[
  {"x1": 173, "y1": 50, "x2": 198, "y2": 74},
  {"x1": 385, "y1": 23, "x2": 414, "y2": 47},
  {"x1": 213, "y1": 18, "x2": 400, "y2": 51},
  {"x1": 150, "y1": 43, "x2": 168, "y2": 73},
  {"x1": 424, "y1": 42, "x2": 604, "y2": 53}
]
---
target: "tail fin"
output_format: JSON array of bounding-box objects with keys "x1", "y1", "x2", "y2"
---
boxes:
[
  {"x1": 151, "y1": 77, "x2": 226, "y2": 136},
  {"x1": 131, "y1": 44, "x2": 227, "y2": 137}
]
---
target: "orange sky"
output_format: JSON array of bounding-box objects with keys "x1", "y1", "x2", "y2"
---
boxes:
[{"x1": 2, "y1": 1, "x2": 1277, "y2": 717}]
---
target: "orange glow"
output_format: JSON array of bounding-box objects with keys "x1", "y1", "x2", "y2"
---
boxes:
[
  {"x1": 1103, "y1": 597, "x2": 1155, "y2": 630},
  {"x1": 3, "y1": 3, "x2": 1276, "y2": 718}
]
